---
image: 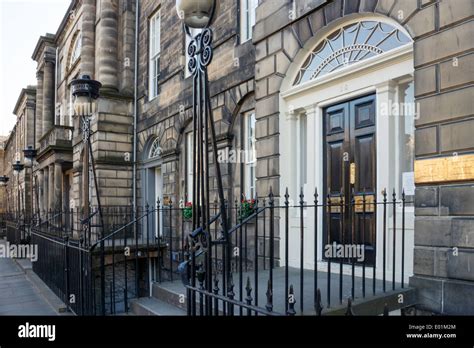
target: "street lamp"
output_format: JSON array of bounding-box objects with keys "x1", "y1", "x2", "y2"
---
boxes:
[
  {"x1": 0, "y1": 175, "x2": 9, "y2": 230},
  {"x1": 23, "y1": 145, "x2": 37, "y2": 222},
  {"x1": 12, "y1": 161, "x2": 25, "y2": 221},
  {"x1": 176, "y1": 0, "x2": 218, "y2": 28},
  {"x1": 71, "y1": 74, "x2": 106, "y2": 315},
  {"x1": 23, "y1": 146, "x2": 37, "y2": 167},
  {"x1": 176, "y1": 0, "x2": 230, "y2": 312},
  {"x1": 0, "y1": 176, "x2": 10, "y2": 186},
  {"x1": 0, "y1": 176, "x2": 10, "y2": 213},
  {"x1": 70, "y1": 75, "x2": 102, "y2": 219}
]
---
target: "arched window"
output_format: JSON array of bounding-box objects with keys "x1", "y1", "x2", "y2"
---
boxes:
[
  {"x1": 293, "y1": 21, "x2": 411, "y2": 85},
  {"x1": 148, "y1": 137, "x2": 162, "y2": 159},
  {"x1": 70, "y1": 32, "x2": 82, "y2": 67}
]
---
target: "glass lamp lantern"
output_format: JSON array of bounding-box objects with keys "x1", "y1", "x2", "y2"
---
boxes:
[
  {"x1": 23, "y1": 146, "x2": 37, "y2": 167},
  {"x1": 71, "y1": 75, "x2": 102, "y2": 117},
  {"x1": 176, "y1": 0, "x2": 218, "y2": 29},
  {"x1": 0, "y1": 176, "x2": 9, "y2": 187},
  {"x1": 12, "y1": 161, "x2": 24, "y2": 174}
]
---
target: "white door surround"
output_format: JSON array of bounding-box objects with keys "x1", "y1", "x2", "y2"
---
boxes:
[{"x1": 278, "y1": 15, "x2": 415, "y2": 282}]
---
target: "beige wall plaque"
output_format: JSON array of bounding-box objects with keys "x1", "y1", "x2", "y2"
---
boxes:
[{"x1": 414, "y1": 154, "x2": 474, "y2": 184}]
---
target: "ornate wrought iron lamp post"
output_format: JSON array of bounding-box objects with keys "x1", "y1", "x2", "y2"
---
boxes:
[
  {"x1": 71, "y1": 75, "x2": 106, "y2": 315},
  {"x1": 0, "y1": 176, "x2": 10, "y2": 213},
  {"x1": 12, "y1": 161, "x2": 25, "y2": 216},
  {"x1": 176, "y1": 0, "x2": 231, "y2": 306},
  {"x1": 0, "y1": 175, "x2": 10, "y2": 232},
  {"x1": 71, "y1": 75, "x2": 102, "y2": 221},
  {"x1": 12, "y1": 161, "x2": 25, "y2": 242},
  {"x1": 23, "y1": 145, "x2": 37, "y2": 222}
]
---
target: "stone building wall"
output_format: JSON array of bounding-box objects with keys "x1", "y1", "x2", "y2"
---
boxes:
[
  {"x1": 0, "y1": 87, "x2": 37, "y2": 216},
  {"x1": 30, "y1": 0, "x2": 136, "y2": 215},
  {"x1": 136, "y1": 0, "x2": 256, "y2": 210},
  {"x1": 0, "y1": 137, "x2": 6, "y2": 214}
]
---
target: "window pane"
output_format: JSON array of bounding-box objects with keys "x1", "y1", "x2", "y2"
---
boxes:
[
  {"x1": 244, "y1": 111, "x2": 256, "y2": 198},
  {"x1": 240, "y1": 0, "x2": 257, "y2": 42},
  {"x1": 149, "y1": 11, "x2": 161, "y2": 98}
]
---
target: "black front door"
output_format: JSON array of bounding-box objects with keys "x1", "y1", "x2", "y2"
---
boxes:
[{"x1": 323, "y1": 94, "x2": 376, "y2": 265}]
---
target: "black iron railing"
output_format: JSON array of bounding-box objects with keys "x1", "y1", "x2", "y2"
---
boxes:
[
  {"x1": 4, "y1": 211, "x2": 29, "y2": 244},
  {"x1": 184, "y1": 188, "x2": 413, "y2": 316},
  {"x1": 18, "y1": 187, "x2": 412, "y2": 316}
]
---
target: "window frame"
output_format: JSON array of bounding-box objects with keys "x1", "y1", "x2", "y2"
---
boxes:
[
  {"x1": 243, "y1": 110, "x2": 256, "y2": 199},
  {"x1": 240, "y1": 0, "x2": 258, "y2": 43},
  {"x1": 148, "y1": 10, "x2": 161, "y2": 100},
  {"x1": 70, "y1": 32, "x2": 82, "y2": 68}
]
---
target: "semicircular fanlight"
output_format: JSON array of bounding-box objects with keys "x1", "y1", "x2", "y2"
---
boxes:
[
  {"x1": 148, "y1": 138, "x2": 162, "y2": 159},
  {"x1": 293, "y1": 21, "x2": 411, "y2": 86}
]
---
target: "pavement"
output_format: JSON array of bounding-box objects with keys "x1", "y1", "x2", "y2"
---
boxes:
[{"x1": 0, "y1": 239, "x2": 58, "y2": 315}]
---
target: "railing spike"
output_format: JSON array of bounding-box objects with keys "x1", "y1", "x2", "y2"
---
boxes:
[
  {"x1": 287, "y1": 284, "x2": 296, "y2": 316},
  {"x1": 227, "y1": 273, "x2": 235, "y2": 298},
  {"x1": 345, "y1": 298, "x2": 354, "y2": 316},
  {"x1": 265, "y1": 279, "x2": 273, "y2": 312},
  {"x1": 213, "y1": 276, "x2": 219, "y2": 295},
  {"x1": 315, "y1": 288, "x2": 323, "y2": 316},
  {"x1": 383, "y1": 303, "x2": 389, "y2": 316},
  {"x1": 245, "y1": 276, "x2": 253, "y2": 305}
]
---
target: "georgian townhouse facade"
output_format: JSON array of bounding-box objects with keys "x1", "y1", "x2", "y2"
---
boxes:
[
  {"x1": 1, "y1": 0, "x2": 473, "y2": 315},
  {"x1": 30, "y1": 0, "x2": 136, "y2": 215},
  {"x1": 1, "y1": 87, "x2": 36, "y2": 216}
]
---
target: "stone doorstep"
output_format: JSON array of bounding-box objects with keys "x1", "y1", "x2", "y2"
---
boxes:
[
  {"x1": 129, "y1": 297, "x2": 186, "y2": 316},
  {"x1": 152, "y1": 282, "x2": 229, "y2": 315},
  {"x1": 324, "y1": 287, "x2": 417, "y2": 316},
  {"x1": 151, "y1": 281, "x2": 416, "y2": 316},
  {"x1": 13, "y1": 257, "x2": 70, "y2": 315},
  {"x1": 152, "y1": 282, "x2": 188, "y2": 311}
]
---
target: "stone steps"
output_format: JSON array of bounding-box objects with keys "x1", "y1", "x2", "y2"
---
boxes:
[
  {"x1": 151, "y1": 281, "x2": 188, "y2": 311},
  {"x1": 130, "y1": 297, "x2": 186, "y2": 316}
]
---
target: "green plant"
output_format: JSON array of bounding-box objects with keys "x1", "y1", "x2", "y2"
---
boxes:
[
  {"x1": 183, "y1": 202, "x2": 193, "y2": 220},
  {"x1": 239, "y1": 199, "x2": 256, "y2": 220}
]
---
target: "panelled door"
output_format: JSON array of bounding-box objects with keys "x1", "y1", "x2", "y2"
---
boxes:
[{"x1": 323, "y1": 94, "x2": 376, "y2": 265}]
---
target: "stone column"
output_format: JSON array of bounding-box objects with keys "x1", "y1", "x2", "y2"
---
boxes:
[
  {"x1": 37, "y1": 170, "x2": 43, "y2": 215},
  {"x1": 35, "y1": 71, "x2": 44, "y2": 148},
  {"x1": 42, "y1": 53, "x2": 56, "y2": 136},
  {"x1": 43, "y1": 167, "x2": 49, "y2": 213},
  {"x1": 54, "y1": 163, "x2": 62, "y2": 211},
  {"x1": 97, "y1": 0, "x2": 119, "y2": 91},
  {"x1": 81, "y1": 0, "x2": 96, "y2": 78},
  {"x1": 25, "y1": 98, "x2": 36, "y2": 148},
  {"x1": 121, "y1": 0, "x2": 135, "y2": 93},
  {"x1": 48, "y1": 164, "x2": 54, "y2": 211}
]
